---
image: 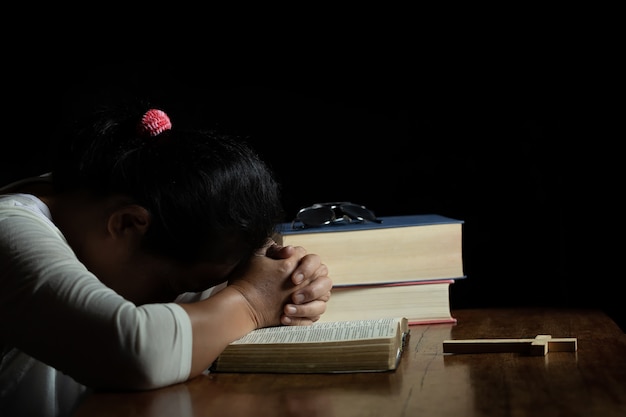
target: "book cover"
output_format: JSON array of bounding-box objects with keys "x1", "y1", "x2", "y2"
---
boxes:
[
  {"x1": 276, "y1": 214, "x2": 465, "y2": 286},
  {"x1": 319, "y1": 279, "x2": 457, "y2": 325},
  {"x1": 280, "y1": 213, "x2": 463, "y2": 235}
]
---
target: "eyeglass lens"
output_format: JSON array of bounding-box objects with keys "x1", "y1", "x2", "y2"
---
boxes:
[
  {"x1": 338, "y1": 203, "x2": 381, "y2": 223},
  {"x1": 296, "y1": 205, "x2": 337, "y2": 226}
]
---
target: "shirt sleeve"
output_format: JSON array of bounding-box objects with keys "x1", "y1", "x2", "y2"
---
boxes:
[{"x1": 0, "y1": 198, "x2": 193, "y2": 390}]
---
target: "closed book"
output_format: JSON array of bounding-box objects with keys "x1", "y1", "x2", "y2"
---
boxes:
[
  {"x1": 319, "y1": 279, "x2": 457, "y2": 325},
  {"x1": 210, "y1": 317, "x2": 410, "y2": 374},
  {"x1": 277, "y1": 214, "x2": 465, "y2": 286}
]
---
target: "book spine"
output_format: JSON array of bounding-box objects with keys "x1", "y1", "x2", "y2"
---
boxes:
[
  {"x1": 407, "y1": 317, "x2": 457, "y2": 326},
  {"x1": 332, "y1": 279, "x2": 457, "y2": 289}
]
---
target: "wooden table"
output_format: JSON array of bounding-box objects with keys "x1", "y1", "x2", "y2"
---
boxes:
[{"x1": 72, "y1": 308, "x2": 626, "y2": 417}]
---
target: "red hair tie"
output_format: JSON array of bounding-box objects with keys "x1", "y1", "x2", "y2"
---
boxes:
[{"x1": 138, "y1": 109, "x2": 172, "y2": 137}]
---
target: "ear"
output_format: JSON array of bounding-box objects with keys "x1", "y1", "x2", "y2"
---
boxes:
[{"x1": 106, "y1": 204, "x2": 151, "y2": 240}]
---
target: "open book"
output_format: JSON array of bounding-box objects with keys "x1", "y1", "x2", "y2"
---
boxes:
[{"x1": 210, "y1": 317, "x2": 410, "y2": 373}]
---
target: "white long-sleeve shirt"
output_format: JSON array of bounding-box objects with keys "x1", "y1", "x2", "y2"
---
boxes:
[{"x1": 0, "y1": 190, "x2": 214, "y2": 416}]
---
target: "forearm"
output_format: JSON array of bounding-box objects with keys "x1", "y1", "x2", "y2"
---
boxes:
[
  {"x1": 181, "y1": 247, "x2": 333, "y2": 377},
  {"x1": 179, "y1": 285, "x2": 257, "y2": 377}
]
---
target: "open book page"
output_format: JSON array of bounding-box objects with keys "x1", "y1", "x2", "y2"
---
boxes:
[{"x1": 230, "y1": 317, "x2": 408, "y2": 345}]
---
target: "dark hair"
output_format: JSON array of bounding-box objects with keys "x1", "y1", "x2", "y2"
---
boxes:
[{"x1": 51, "y1": 101, "x2": 284, "y2": 263}]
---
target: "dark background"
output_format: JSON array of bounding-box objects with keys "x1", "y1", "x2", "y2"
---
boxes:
[{"x1": 3, "y1": 51, "x2": 621, "y2": 330}]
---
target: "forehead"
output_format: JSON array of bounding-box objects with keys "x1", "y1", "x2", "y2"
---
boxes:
[
  {"x1": 171, "y1": 233, "x2": 260, "y2": 294},
  {"x1": 174, "y1": 257, "x2": 242, "y2": 294}
]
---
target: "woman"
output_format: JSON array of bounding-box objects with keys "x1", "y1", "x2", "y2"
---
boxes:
[{"x1": 0, "y1": 103, "x2": 332, "y2": 416}]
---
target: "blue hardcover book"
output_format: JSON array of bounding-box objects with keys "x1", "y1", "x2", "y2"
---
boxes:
[{"x1": 277, "y1": 214, "x2": 465, "y2": 287}]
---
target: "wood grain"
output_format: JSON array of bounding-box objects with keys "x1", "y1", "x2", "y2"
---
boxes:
[{"x1": 72, "y1": 308, "x2": 626, "y2": 417}]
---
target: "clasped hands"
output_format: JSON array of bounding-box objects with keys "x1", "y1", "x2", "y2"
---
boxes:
[{"x1": 228, "y1": 240, "x2": 332, "y2": 329}]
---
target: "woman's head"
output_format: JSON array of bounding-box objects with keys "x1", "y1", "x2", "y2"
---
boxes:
[{"x1": 51, "y1": 101, "x2": 284, "y2": 267}]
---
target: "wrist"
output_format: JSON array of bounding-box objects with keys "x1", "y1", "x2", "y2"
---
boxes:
[
  {"x1": 211, "y1": 285, "x2": 259, "y2": 333},
  {"x1": 219, "y1": 285, "x2": 260, "y2": 331}
]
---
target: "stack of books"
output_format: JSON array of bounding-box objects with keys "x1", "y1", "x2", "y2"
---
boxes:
[{"x1": 277, "y1": 213, "x2": 465, "y2": 325}]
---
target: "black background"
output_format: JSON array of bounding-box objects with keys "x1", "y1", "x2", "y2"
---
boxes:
[{"x1": 3, "y1": 31, "x2": 621, "y2": 331}]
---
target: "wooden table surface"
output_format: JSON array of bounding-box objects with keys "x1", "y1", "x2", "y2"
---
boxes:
[{"x1": 72, "y1": 308, "x2": 626, "y2": 417}]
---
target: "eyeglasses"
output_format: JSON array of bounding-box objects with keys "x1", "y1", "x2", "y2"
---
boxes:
[{"x1": 291, "y1": 202, "x2": 382, "y2": 229}]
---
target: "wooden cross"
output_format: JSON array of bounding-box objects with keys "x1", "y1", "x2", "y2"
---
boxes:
[{"x1": 442, "y1": 335, "x2": 578, "y2": 356}]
